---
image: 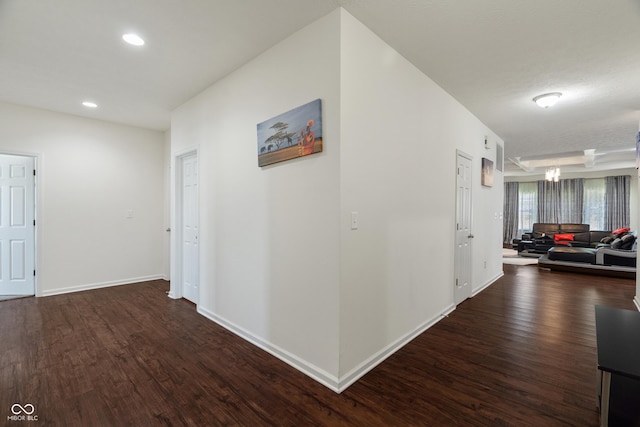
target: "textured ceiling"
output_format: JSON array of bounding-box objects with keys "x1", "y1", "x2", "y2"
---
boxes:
[{"x1": 1, "y1": 0, "x2": 639, "y2": 175}]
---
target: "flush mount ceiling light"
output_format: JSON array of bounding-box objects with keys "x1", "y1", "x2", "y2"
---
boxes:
[
  {"x1": 122, "y1": 33, "x2": 145, "y2": 46},
  {"x1": 533, "y1": 92, "x2": 562, "y2": 108},
  {"x1": 82, "y1": 101, "x2": 98, "y2": 108}
]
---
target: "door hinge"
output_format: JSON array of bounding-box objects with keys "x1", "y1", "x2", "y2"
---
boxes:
[
  {"x1": 33, "y1": 219, "x2": 36, "y2": 226},
  {"x1": 33, "y1": 169, "x2": 36, "y2": 176},
  {"x1": 33, "y1": 270, "x2": 36, "y2": 277}
]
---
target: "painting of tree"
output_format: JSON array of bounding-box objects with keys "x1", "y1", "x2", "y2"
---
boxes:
[
  {"x1": 264, "y1": 122, "x2": 295, "y2": 150},
  {"x1": 257, "y1": 99, "x2": 322, "y2": 167}
]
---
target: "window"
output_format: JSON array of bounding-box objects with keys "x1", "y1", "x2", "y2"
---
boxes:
[
  {"x1": 582, "y1": 179, "x2": 605, "y2": 230},
  {"x1": 513, "y1": 177, "x2": 627, "y2": 233},
  {"x1": 517, "y1": 182, "x2": 537, "y2": 235}
]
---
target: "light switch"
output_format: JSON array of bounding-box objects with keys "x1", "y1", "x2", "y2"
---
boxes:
[{"x1": 351, "y1": 212, "x2": 359, "y2": 230}]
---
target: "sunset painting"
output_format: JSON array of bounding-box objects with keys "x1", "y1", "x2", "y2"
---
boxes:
[{"x1": 257, "y1": 99, "x2": 323, "y2": 167}]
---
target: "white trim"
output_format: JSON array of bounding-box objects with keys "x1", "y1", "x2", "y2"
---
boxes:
[
  {"x1": 337, "y1": 305, "x2": 455, "y2": 392},
  {"x1": 167, "y1": 289, "x2": 181, "y2": 299},
  {"x1": 197, "y1": 306, "x2": 341, "y2": 392},
  {"x1": 472, "y1": 271, "x2": 503, "y2": 297},
  {"x1": 170, "y1": 146, "x2": 200, "y2": 301},
  {"x1": 197, "y1": 303, "x2": 455, "y2": 394},
  {"x1": 454, "y1": 149, "x2": 474, "y2": 304},
  {"x1": 633, "y1": 296, "x2": 640, "y2": 311},
  {"x1": 0, "y1": 150, "x2": 41, "y2": 297},
  {"x1": 39, "y1": 275, "x2": 164, "y2": 297}
]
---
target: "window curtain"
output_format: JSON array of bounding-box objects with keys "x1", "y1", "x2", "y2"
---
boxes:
[
  {"x1": 583, "y1": 179, "x2": 606, "y2": 230},
  {"x1": 604, "y1": 175, "x2": 630, "y2": 230},
  {"x1": 537, "y1": 178, "x2": 584, "y2": 224},
  {"x1": 517, "y1": 175, "x2": 628, "y2": 233},
  {"x1": 503, "y1": 182, "x2": 519, "y2": 244},
  {"x1": 558, "y1": 178, "x2": 584, "y2": 223},
  {"x1": 537, "y1": 180, "x2": 561, "y2": 223},
  {"x1": 518, "y1": 182, "x2": 538, "y2": 234}
]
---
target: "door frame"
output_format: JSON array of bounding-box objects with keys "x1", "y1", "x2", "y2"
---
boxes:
[
  {"x1": 454, "y1": 149, "x2": 473, "y2": 305},
  {"x1": 169, "y1": 147, "x2": 199, "y2": 301},
  {"x1": 0, "y1": 150, "x2": 40, "y2": 297}
]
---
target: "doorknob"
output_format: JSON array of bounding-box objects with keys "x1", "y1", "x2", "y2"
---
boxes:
[{"x1": 468, "y1": 234, "x2": 474, "y2": 239}]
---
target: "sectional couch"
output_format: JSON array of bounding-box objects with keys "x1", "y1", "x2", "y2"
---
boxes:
[
  {"x1": 513, "y1": 223, "x2": 609, "y2": 256},
  {"x1": 538, "y1": 245, "x2": 636, "y2": 278},
  {"x1": 537, "y1": 229, "x2": 637, "y2": 279}
]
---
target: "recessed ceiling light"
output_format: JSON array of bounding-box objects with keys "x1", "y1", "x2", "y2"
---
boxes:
[
  {"x1": 82, "y1": 101, "x2": 98, "y2": 108},
  {"x1": 533, "y1": 92, "x2": 562, "y2": 108},
  {"x1": 122, "y1": 33, "x2": 145, "y2": 46}
]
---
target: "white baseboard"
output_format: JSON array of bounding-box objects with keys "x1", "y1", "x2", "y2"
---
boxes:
[
  {"x1": 634, "y1": 296, "x2": 640, "y2": 311},
  {"x1": 336, "y1": 304, "x2": 456, "y2": 392},
  {"x1": 167, "y1": 291, "x2": 181, "y2": 299},
  {"x1": 197, "y1": 306, "x2": 341, "y2": 392},
  {"x1": 472, "y1": 271, "x2": 504, "y2": 297},
  {"x1": 198, "y1": 304, "x2": 455, "y2": 394},
  {"x1": 39, "y1": 275, "x2": 165, "y2": 297}
]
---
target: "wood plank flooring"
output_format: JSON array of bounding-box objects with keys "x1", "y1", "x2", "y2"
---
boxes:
[{"x1": 0, "y1": 265, "x2": 636, "y2": 426}]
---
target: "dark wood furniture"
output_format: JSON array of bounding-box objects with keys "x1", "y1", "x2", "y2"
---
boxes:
[{"x1": 595, "y1": 305, "x2": 640, "y2": 426}]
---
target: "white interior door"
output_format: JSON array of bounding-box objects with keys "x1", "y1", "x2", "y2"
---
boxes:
[
  {"x1": 0, "y1": 154, "x2": 35, "y2": 296},
  {"x1": 181, "y1": 153, "x2": 199, "y2": 303},
  {"x1": 454, "y1": 151, "x2": 473, "y2": 305}
]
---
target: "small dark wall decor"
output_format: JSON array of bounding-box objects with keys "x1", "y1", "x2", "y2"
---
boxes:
[
  {"x1": 481, "y1": 157, "x2": 494, "y2": 187},
  {"x1": 257, "y1": 99, "x2": 323, "y2": 167}
]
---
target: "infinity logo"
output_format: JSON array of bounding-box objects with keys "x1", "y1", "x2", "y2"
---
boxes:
[{"x1": 11, "y1": 403, "x2": 35, "y2": 415}]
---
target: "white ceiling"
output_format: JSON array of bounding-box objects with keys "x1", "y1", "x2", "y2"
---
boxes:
[{"x1": 2, "y1": 0, "x2": 640, "y2": 175}]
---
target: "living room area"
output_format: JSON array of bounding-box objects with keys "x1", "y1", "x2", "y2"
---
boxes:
[{"x1": 503, "y1": 165, "x2": 638, "y2": 279}]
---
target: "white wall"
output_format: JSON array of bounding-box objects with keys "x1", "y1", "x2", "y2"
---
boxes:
[
  {"x1": 0, "y1": 101, "x2": 166, "y2": 295},
  {"x1": 171, "y1": 10, "x2": 342, "y2": 385},
  {"x1": 170, "y1": 8, "x2": 504, "y2": 392},
  {"x1": 338, "y1": 10, "x2": 504, "y2": 381}
]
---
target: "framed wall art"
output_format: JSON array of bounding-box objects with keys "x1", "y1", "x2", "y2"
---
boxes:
[
  {"x1": 481, "y1": 157, "x2": 494, "y2": 187},
  {"x1": 257, "y1": 99, "x2": 323, "y2": 167}
]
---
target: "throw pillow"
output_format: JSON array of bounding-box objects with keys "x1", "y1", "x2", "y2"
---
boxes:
[
  {"x1": 600, "y1": 236, "x2": 615, "y2": 244},
  {"x1": 613, "y1": 227, "x2": 631, "y2": 236},
  {"x1": 611, "y1": 238, "x2": 623, "y2": 249},
  {"x1": 554, "y1": 233, "x2": 574, "y2": 242},
  {"x1": 620, "y1": 234, "x2": 636, "y2": 250}
]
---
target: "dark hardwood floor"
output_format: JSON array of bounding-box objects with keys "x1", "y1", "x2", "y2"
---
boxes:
[{"x1": 1, "y1": 265, "x2": 637, "y2": 426}]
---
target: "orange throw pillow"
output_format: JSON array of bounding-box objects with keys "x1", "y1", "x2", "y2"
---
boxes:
[
  {"x1": 554, "y1": 233, "x2": 574, "y2": 242},
  {"x1": 613, "y1": 227, "x2": 630, "y2": 236}
]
